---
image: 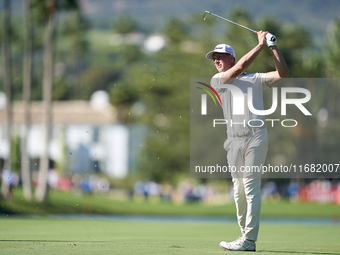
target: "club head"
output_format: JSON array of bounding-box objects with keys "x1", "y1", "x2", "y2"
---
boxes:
[{"x1": 203, "y1": 11, "x2": 211, "y2": 20}]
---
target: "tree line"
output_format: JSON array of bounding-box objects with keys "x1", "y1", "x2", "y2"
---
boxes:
[
  {"x1": 1, "y1": 3, "x2": 340, "y2": 202},
  {"x1": 0, "y1": 0, "x2": 87, "y2": 202}
]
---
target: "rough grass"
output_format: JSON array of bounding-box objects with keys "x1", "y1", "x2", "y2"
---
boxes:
[{"x1": 1, "y1": 188, "x2": 340, "y2": 219}]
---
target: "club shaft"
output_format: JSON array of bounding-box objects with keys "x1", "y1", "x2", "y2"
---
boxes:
[{"x1": 204, "y1": 11, "x2": 256, "y2": 33}]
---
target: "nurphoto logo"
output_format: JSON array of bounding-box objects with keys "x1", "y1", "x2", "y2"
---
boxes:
[{"x1": 196, "y1": 82, "x2": 312, "y2": 128}]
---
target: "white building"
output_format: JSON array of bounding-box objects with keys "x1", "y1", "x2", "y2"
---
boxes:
[{"x1": 0, "y1": 91, "x2": 145, "y2": 178}]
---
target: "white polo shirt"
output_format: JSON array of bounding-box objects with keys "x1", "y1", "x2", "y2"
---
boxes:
[{"x1": 210, "y1": 72, "x2": 268, "y2": 135}]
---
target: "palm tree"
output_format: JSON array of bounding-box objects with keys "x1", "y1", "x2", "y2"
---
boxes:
[
  {"x1": 35, "y1": 0, "x2": 57, "y2": 202},
  {"x1": 35, "y1": 0, "x2": 79, "y2": 202},
  {"x1": 0, "y1": 0, "x2": 13, "y2": 199},
  {"x1": 21, "y1": 0, "x2": 33, "y2": 201}
]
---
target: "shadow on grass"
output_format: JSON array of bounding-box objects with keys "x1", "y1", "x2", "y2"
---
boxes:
[
  {"x1": 0, "y1": 240, "x2": 105, "y2": 243},
  {"x1": 260, "y1": 251, "x2": 338, "y2": 255}
]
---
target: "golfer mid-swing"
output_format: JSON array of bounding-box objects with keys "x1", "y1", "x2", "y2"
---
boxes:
[{"x1": 206, "y1": 31, "x2": 289, "y2": 251}]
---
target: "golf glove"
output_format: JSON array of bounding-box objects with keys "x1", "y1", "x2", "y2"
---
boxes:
[{"x1": 266, "y1": 33, "x2": 276, "y2": 47}]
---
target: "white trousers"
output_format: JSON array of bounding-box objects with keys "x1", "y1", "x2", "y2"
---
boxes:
[{"x1": 225, "y1": 129, "x2": 268, "y2": 241}]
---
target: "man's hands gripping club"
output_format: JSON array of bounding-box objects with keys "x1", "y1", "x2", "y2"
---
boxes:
[
  {"x1": 256, "y1": 30, "x2": 277, "y2": 47},
  {"x1": 265, "y1": 33, "x2": 276, "y2": 47}
]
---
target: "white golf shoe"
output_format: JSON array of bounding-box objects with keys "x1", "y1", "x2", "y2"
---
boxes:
[{"x1": 219, "y1": 237, "x2": 256, "y2": 252}]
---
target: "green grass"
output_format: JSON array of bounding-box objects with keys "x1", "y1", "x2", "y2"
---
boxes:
[
  {"x1": 0, "y1": 217, "x2": 339, "y2": 255},
  {"x1": 1, "y1": 188, "x2": 340, "y2": 219}
]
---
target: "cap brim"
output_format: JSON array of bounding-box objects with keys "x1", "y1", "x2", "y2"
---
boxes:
[{"x1": 205, "y1": 51, "x2": 215, "y2": 60}]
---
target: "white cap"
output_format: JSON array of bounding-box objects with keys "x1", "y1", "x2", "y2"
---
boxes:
[{"x1": 205, "y1": 44, "x2": 236, "y2": 60}]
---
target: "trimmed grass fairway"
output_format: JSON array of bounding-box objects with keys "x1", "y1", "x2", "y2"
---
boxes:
[{"x1": 0, "y1": 217, "x2": 339, "y2": 255}]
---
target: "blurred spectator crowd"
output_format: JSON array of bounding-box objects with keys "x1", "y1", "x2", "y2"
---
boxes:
[
  {"x1": 2, "y1": 168, "x2": 340, "y2": 205},
  {"x1": 44, "y1": 169, "x2": 111, "y2": 194},
  {"x1": 132, "y1": 179, "x2": 340, "y2": 205}
]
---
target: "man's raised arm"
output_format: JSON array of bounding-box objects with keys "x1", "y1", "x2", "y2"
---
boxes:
[{"x1": 265, "y1": 43, "x2": 289, "y2": 87}]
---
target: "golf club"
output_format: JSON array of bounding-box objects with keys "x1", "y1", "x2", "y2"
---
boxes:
[
  {"x1": 203, "y1": 11, "x2": 256, "y2": 33},
  {"x1": 203, "y1": 11, "x2": 276, "y2": 43}
]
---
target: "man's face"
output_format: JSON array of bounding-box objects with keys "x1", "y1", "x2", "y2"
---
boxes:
[{"x1": 213, "y1": 53, "x2": 234, "y2": 72}]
